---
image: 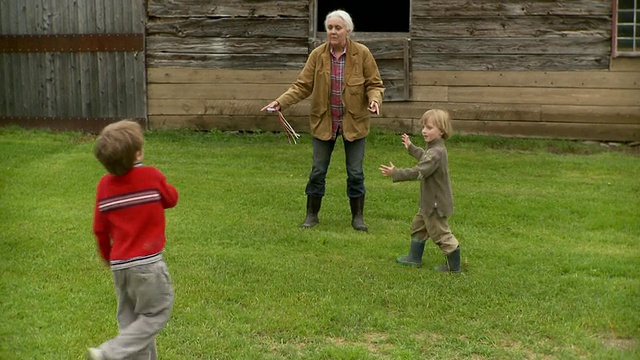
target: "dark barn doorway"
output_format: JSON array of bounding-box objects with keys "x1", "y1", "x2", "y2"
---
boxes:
[{"x1": 317, "y1": 0, "x2": 410, "y2": 33}]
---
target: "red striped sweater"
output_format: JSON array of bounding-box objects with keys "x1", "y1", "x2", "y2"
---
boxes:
[{"x1": 93, "y1": 164, "x2": 178, "y2": 270}]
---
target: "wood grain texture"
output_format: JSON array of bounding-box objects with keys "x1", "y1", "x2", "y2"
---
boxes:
[
  {"x1": 411, "y1": 37, "x2": 609, "y2": 55},
  {"x1": 146, "y1": 37, "x2": 309, "y2": 55},
  {"x1": 147, "y1": 18, "x2": 308, "y2": 38},
  {"x1": 412, "y1": 0, "x2": 611, "y2": 17},
  {"x1": 446, "y1": 87, "x2": 640, "y2": 106},
  {"x1": 454, "y1": 120, "x2": 638, "y2": 141},
  {"x1": 148, "y1": 0, "x2": 309, "y2": 17},
  {"x1": 147, "y1": 68, "x2": 301, "y2": 84},
  {"x1": 147, "y1": 115, "x2": 638, "y2": 141},
  {"x1": 147, "y1": 53, "x2": 308, "y2": 69},
  {"x1": 412, "y1": 70, "x2": 640, "y2": 89},
  {"x1": 0, "y1": 0, "x2": 146, "y2": 120},
  {"x1": 145, "y1": 65, "x2": 640, "y2": 141},
  {"x1": 411, "y1": 54, "x2": 609, "y2": 71},
  {"x1": 411, "y1": 16, "x2": 610, "y2": 38}
]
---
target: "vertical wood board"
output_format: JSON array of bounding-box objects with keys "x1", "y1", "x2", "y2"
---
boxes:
[{"x1": 0, "y1": 0, "x2": 147, "y2": 122}]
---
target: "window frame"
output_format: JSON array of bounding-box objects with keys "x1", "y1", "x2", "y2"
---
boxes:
[
  {"x1": 308, "y1": 0, "x2": 412, "y2": 101},
  {"x1": 613, "y1": 0, "x2": 640, "y2": 57},
  {"x1": 309, "y1": 0, "x2": 411, "y2": 40}
]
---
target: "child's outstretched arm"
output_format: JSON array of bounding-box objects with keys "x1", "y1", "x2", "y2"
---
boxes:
[{"x1": 402, "y1": 133, "x2": 424, "y2": 160}]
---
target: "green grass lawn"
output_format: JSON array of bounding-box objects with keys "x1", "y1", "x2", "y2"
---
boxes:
[{"x1": 1, "y1": 127, "x2": 638, "y2": 359}]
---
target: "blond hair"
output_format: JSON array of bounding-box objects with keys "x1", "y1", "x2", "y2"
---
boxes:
[
  {"x1": 420, "y1": 109, "x2": 453, "y2": 139},
  {"x1": 94, "y1": 120, "x2": 144, "y2": 176}
]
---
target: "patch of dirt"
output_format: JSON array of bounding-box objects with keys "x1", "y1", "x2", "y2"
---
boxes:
[
  {"x1": 602, "y1": 337, "x2": 637, "y2": 350},
  {"x1": 70, "y1": 133, "x2": 98, "y2": 143}
]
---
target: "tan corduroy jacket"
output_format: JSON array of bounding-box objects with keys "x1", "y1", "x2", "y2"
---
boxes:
[
  {"x1": 391, "y1": 138, "x2": 454, "y2": 217},
  {"x1": 276, "y1": 39, "x2": 385, "y2": 141}
]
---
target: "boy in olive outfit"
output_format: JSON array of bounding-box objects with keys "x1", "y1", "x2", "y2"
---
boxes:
[
  {"x1": 88, "y1": 120, "x2": 179, "y2": 359},
  {"x1": 380, "y1": 109, "x2": 461, "y2": 272}
]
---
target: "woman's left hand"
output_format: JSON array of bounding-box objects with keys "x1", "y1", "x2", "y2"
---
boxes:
[{"x1": 368, "y1": 101, "x2": 379, "y2": 115}]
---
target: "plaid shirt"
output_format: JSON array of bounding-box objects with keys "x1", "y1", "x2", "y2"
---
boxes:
[{"x1": 330, "y1": 45, "x2": 347, "y2": 140}]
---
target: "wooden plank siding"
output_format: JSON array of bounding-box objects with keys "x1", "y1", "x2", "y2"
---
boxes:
[
  {"x1": 147, "y1": 68, "x2": 640, "y2": 141},
  {"x1": 145, "y1": 17, "x2": 309, "y2": 70},
  {"x1": 0, "y1": 0, "x2": 147, "y2": 131},
  {"x1": 144, "y1": 0, "x2": 640, "y2": 141}
]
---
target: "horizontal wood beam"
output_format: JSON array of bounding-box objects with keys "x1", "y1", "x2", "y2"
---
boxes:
[
  {"x1": 0, "y1": 34, "x2": 143, "y2": 53},
  {"x1": 147, "y1": 68, "x2": 300, "y2": 84},
  {"x1": 0, "y1": 117, "x2": 146, "y2": 133},
  {"x1": 454, "y1": 120, "x2": 638, "y2": 142},
  {"x1": 413, "y1": 70, "x2": 640, "y2": 89},
  {"x1": 412, "y1": 0, "x2": 611, "y2": 16},
  {"x1": 148, "y1": 115, "x2": 639, "y2": 142},
  {"x1": 147, "y1": 99, "x2": 640, "y2": 125}
]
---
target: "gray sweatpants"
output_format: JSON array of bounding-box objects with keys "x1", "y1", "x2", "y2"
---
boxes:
[{"x1": 100, "y1": 260, "x2": 174, "y2": 360}]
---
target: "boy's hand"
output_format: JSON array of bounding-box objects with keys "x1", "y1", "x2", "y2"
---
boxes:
[
  {"x1": 379, "y1": 162, "x2": 395, "y2": 177},
  {"x1": 401, "y1": 133, "x2": 411, "y2": 149}
]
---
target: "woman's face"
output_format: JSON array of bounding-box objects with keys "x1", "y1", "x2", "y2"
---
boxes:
[{"x1": 325, "y1": 16, "x2": 349, "y2": 49}]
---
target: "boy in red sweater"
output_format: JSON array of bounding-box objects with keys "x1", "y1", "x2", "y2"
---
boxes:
[{"x1": 88, "y1": 120, "x2": 179, "y2": 360}]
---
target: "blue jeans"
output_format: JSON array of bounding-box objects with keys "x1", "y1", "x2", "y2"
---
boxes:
[{"x1": 305, "y1": 136, "x2": 366, "y2": 198}]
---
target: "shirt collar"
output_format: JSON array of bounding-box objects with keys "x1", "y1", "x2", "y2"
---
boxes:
[{"x1": 427, "y1": 138, "x2": 445, "y2": 149}]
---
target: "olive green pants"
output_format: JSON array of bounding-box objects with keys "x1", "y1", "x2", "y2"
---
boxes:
[{"x1": 410, "y1": 209, "x2": 459, "y2": 255}]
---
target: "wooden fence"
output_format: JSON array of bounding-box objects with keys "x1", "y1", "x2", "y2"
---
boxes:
[{"x1": 0, "y1": 0, "x2": 146, "y2": 132}]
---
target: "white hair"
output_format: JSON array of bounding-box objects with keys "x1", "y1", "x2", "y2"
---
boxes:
[{"x1": 324, "y1": 10, "x2": 354, "y2": 33}]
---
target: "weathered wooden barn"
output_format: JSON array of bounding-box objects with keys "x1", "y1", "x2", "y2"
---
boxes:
[{"x1": 1, "y1": 0, "x2": 639, "y2": 141}]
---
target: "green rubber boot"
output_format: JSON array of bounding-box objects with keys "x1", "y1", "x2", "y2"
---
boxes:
[
  {"x1": 350, "y1": 195, "x2": 368, "y2": 232},
  {"x1": 300, "y1": 196, "x2": 322, "y2": 228},
  {"x1": 434, "y1": 246, "x2": 461, "y2": 273},
  {"x1": 396, "y1": 239, "x2": 425, "y2": 267}
]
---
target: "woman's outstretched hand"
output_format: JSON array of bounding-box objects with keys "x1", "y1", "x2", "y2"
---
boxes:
[{"x1": 261, "y1": 101, "x2": 281, "y2": 112}]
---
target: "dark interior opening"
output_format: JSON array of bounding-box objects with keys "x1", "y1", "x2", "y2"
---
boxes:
[{"x1": 317, "y1": 0, "x2": 410, "y2": 33}]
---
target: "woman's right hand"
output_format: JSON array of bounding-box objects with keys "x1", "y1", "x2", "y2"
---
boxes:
[{"x1": 261, "y1": 101, "x2": 281, "y2": 112}]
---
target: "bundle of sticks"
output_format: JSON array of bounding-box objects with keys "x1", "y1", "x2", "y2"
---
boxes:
[{"x1": 275, "y1": 110, "x2": 300, "y2": 144}]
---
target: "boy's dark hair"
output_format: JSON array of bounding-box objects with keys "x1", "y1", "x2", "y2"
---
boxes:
[{"x1": 94, "y1": 120, "x2": 144, "y2": 176}]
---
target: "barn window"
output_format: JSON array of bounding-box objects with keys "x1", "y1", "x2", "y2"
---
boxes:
[
  {"x1": 314, "y1": 0, "x2": 410, "y2": 33},
  {"x1": 310, "y1": 1, "x2": 412, "y2": 102},
  {"x1": 614, "y1": 0, "x2": 640, "y2": 56}
]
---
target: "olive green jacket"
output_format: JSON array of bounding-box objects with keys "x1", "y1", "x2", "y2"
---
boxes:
[
  {"x1": 391, "y1": 138, "x2": 454, "y2": 217},
  {"x1": 276, "y1": 39, "x2": 385, "y2": 141}
]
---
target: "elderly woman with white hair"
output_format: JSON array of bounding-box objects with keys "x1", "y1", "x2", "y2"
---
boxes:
[{"x1": 262, "y1": 10, "x2": 385, "y2": 232}]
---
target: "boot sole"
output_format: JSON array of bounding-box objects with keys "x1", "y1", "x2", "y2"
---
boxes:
[
  {"x1": 434, "y1": 266, "x2": 461, "y2": 273},
  {"x1": 396, "y1": 257, "x2": 422, "y2": 267}
]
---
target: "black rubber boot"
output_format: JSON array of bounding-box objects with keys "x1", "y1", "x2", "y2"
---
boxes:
[
  {"x1": 434, "y1": 246, "x2": 461, "y2": 273},
  {"x1": 396, "y1": 239, "x2": 425, "y2": 267},
  {"x1": 349, "y1": 195, "x2": 368, "y2": 231},
  {"x1": 300, "y1": 195, "x2": 322, "y2": 228}
]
